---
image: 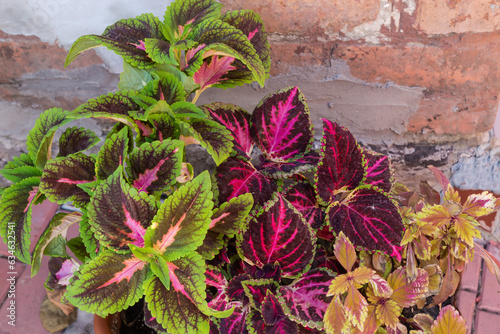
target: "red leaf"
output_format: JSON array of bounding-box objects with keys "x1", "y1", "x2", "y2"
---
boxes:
[{"x1": 194, "y1": 56, "x2": 236, "y2": 91}]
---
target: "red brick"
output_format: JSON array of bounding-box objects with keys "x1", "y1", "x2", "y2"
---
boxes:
[
  {"x1": 478, "y1": 243, "x2": 500, "y2": 313},
  {"x1": 460, "y1": 253, "x2": 483, "y2": 292},
  {"x1": 416, "y1": 0, "x2": 500, "y2": 35},
  {"x1": 455, "y1": 289, "x2": 476, "y2": 334},
  {"x1": 331, "y1": 32, "x2": 500, "y2": 135},
  {"x1": 0, "y1": 30, "x2": 103, "y2": 82},
  {"x1": 475, "y1": 310, "x2": 500, "y2": 334},
  {"x1": 222, "y1": 0, "x2": 379, "y2": 38}
]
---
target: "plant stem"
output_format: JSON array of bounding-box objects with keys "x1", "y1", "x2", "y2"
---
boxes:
[{"x1": 191, "y1": 89, "x2": 203, "y2": 105}]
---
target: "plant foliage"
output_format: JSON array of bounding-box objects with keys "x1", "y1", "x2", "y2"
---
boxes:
[{"x1": 1, "y1": 0, "x2": 499, "y2": 333}]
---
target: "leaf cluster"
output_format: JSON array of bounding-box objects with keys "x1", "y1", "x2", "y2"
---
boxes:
[{"x1": 0, "y1": 0, "x2": 499, "y2": 333}]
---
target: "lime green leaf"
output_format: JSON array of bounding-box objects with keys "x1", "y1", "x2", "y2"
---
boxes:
[
  {"x1": 179, "y1": 118, "x2": 233, "y2": 165},
  {"x1": 65, "y1": 251, "x2": 148, "y2": 317},
  {"x1": 66, "y1": 237, "x2": 90, "y2": 263},
  {"x1": 1, "y1": 165, "x2": 42, "y2": 183},
  {"x1": 43, "y1": 235, "x2": 67, "y2": 257},
  {"x1": 0, "y1": 177, "x2": 40, "y2": 263},
  {"x1": 150, "y1": 254, "x2": 171, "y2": 290},
  {"x1": 26, "y1": 108, "x2": 70, "y2": 169},
  {"x1": 119, "y1": 61, "x2": 154, "y2": 91},
  {"x1": 31, "y1": 212, "x2": 82, "y2": 277},
  {"x1": 145, "y1": 171, "x2": 213, "y2": 261},
  {"x1": 163, "y1": 0, "x2": 222, "y2": 42}
]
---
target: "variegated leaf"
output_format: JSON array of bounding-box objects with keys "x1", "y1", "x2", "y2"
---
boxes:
[
  {"x1": 238, "y1": 193, "x2": 315, "y2": 277},
  {"x1": 144, "y1": 254, "x2": 216, "y2": 334},
  {"x1": 126, "y1": 139, "x2": 184, "y2": 194},
  {"x1": 215, "y1": 157, "x2": 277, "y2": 208},
  {"x1": 258, "y1": 153, "x2": 319, "y2": 179},
  {"x1": 203, "y1": 102, "x2": 254, "y2": 160},
  {"x1": 327, "y1": 187, "x2": 404, "y2": 261},
  {"x1": 0, "y1": 177, "x2": 40, "y2": 263},
  {"x1": 284, "y1": 181, "x2": 325, "y2": 229},
  {"x1": 87, "y1": 168, "x2": 156, "y2": 251},
  {"x1": 430, "y1": 305, "x2": 466, "y2": 334},
  {"x1": 65, "y1": 251, "x2": 148, "y2": 317},
  {"x1": 58, "y1": 126, "x2": 100, "y2": 157},
  {"x1": 96, "y1": 127, "x2": 130, "y2": 180},
  {"x1": 363, "y1": 149, "x2": 393, "y2": 192},
  {"x1": 388, "y1": 267, "x2": 429, "y2": 308},
  {"x1": 315, "y1": 119, "x2": 365, "y2": 203},
  {"x1": 278, "y1": 268, "x2": 335, "y2": 329},
  {"x1": 31, "y1": 212, "x2": 82, "y2": 276},
  {"x1": 221, "y1": 10, "x2": 271, "y2": 85},
  {"x1": 180, "y1": 118, "x2": 233, "y2": 166},
  {"x1": 210, "y1": 193, "x2": 253, "y2": 235},
  {"x1": 27, "y1": 108, "x2": 71, "y2": 169},
  {"x1": 324, "y1": 296, "x2": 349, "y2": 334},
  {"x1": 144, "y1": 171, "x2": 213, "y2": 261},
  {"x1": 333, "y1": 232, "x2": 358, "y2": 272},
  {"x1": 39, "y1": 153, "x2": 96, "y2": 207},
  {"x1": 261, "y1": 292, "x2": 298, "y2": 333},
  {"x1": 66, "y1": 14, "x2": 164, "y2": 68},
  {"x1": 252, "y1": 86, "x2": 314, "y2": 162},
  {"x1": 219, "y1": 303, "x2": 250, "y2": 334},
  {"x1": 163, "y1": 0, "x2": 222, "y2": 42}
]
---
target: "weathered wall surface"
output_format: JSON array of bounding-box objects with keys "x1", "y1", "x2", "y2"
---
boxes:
[{"x1": 0, "y1": 0, "x2": 499, "y2": 192}]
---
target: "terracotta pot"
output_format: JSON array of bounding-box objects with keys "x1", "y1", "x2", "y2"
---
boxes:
[{"x1": 94, "y1": 313, "x2": 121, "y2": 334}]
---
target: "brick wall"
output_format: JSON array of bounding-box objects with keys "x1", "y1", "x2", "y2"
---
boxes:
[{"x1": 0, "y1": 0, "x2": 499, "y2": 192}]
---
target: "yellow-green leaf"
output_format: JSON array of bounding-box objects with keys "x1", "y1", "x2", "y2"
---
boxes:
[
  {"x1": 352, "y1": 305, "x2": 380, "y2": 334},
  {"x1": 344, "y1": 286, "x2": 369, "y2": 330},
  {"x1": 430, "y1": 305, "x2": 466, "y2": 334},
  {"x1": 324, "y1": 296, "x2": 350, "y2": 334},
  {"x1": 388, "y1": 267, "x2": 428, "y2": 308},
  {"x1": 334, "y1": 231, "x2": 357, "y2": 272},
  {"x1": 328, "y1": 274, "x2": 351, "y2": 296},
  {"x1": 413, "y1": 313, "x2": 434, "y2": 332},
  {"x1": 453, "y1": 215, "x2": 480, "y2": 247},
  {"x1": 463, "y1": 191, "x2": 497, "y2": 217},
  {"x1": 375, "y1": 299, "x2": 401, "y2": 328},
  {"x1": 417, "y1": 205, "x2": 451, "y2": 228},
  {"x1": 352, "y1": 267, "x2": 375, "y2": 286},
  {"x1": 443, "y1": 185, "x2": 461, "y2": 203},
  {"x1": 369, "y1": 274, "x2": 393, "y2": 298}
]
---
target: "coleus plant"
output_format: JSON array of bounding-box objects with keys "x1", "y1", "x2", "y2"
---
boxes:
[{"x1": 0, "y1": 0, "x2": 499, "y2": 333}]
